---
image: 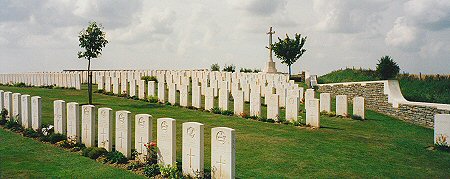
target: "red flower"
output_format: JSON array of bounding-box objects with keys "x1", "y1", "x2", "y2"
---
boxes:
[{"x1": 150, "y1": 141, "x2": 157, "y2": 147}]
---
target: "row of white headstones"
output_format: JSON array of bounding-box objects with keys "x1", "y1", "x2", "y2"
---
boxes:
[
  {"x1": 0, "y1": 73, "x2": 82, "y2": 89},
  {"x1": 53, "y1": 100, "x2": 236, "y2": 178},
  {"x1": 99, "y1": 77, "x2": 366, "y2": 127},
  {"x1": 0, "y1": 90, "x2": 42, "y2": 130}
]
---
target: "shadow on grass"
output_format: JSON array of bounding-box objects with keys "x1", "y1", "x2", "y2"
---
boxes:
[
  {"x1": 320, "y1": 126, "x2": 344, "y2": 131},
  {"x1": 119, "y1": 103, "x2": 165, "y2": 109}
]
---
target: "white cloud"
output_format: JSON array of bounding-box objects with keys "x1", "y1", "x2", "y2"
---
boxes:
[{"x1": 385, "y1": 17, "x2": 421, "y2": 49}]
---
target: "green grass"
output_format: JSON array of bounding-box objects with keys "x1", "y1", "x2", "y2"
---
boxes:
[
  {"x1": 318, "y1": 68, "x2": 450, "y2": 104},
  {"x1": 0, "y1": 128, "x2": 144, "y2": 178},
  {"x1": 1, "y1": 85, "x2": 450, "y2": 178}
]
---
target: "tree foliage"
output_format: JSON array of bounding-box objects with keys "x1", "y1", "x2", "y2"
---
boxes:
[
  {"x1": 376, "y1": 56, "x2": 400, "y2": 79},
  {"x1": 222, "y1": 64, "x2": 236, "y2": 72},
  {"x1": 210, "y1": 63, "x2": 220, "y2": 71},
  {"x1": 272, "y1": 33, "x2": 307, "y2": 77},
  {"x1": 78, "y1": 21, "x2": 108, "y2": 104},
  {"x1": 78, "y1": 22, "x2": 108, "y2": 60}
]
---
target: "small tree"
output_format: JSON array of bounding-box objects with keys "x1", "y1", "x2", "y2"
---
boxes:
[
  {"x1": 78, "y1": 21, "x2": 108, "y2": 104},
  {"x1": 222, "y1": 64, "x2": 236, "y2": 72},
  {"x1": 272, "y1": 33, "x2": 307, "y2": 77},
  {"x1": 210, "y1": 63, "x2": 220, "y2": 71},
  {"x1": 376, "y1": 56, "x2": 400, "y2": 79}
]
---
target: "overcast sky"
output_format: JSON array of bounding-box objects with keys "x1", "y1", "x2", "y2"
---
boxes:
[{"x1": 0, "y1": 0, "x2": 449, "y2": 75}]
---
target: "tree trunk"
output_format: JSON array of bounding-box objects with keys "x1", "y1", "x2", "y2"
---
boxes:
[
  {"x1": 88, "y1": 58, "x2": 92, "y2": 104},
  {"x1": 288, "y1": 65, "x2": 292, "y2": 78}
]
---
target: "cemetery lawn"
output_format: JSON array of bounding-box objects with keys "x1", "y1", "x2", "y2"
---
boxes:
[
  {"x1": 1, "y1": 85, "x2": 450, "y2": 178},
  {"x1": 0, "y1": 127, "x2": 145, "y2": 178}
]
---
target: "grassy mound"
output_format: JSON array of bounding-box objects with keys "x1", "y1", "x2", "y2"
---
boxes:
[{"x1": 318, "y1": 68, "x2": 450, "y2": 104}]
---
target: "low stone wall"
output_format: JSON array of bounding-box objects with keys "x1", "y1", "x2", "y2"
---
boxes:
[{"x1": 317, "y1": 80, "x2": 450, "y2": 128}]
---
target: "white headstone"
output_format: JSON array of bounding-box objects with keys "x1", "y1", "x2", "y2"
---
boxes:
[
  {"x1": 21, "y1": 95, "x2": 31, "y2": 128},
  {"x1": 67, "y1": 102, "x2": 80, "y2": 143},
  {"x1": 158, "y1": 82, "x2": 167, "y2": 103},
  {"x1": 0, "y1": 90, "x2": 4, "y2": 112},
  {"x1": 112, "y1": 77, "x2": 120, "y2": 94},
  {"x1": 138, "y1": 80, "x2": 146, "y2": 99},
  {"x1": 266, "y1": 94, "x2": 279, "y2": 120},
  {"x1": 233, "y1": 90, "x2": 244, "y2": 116},
  {"x1": 336, "y1": 95, "x2": 348, "y2": 116},
  {"x1": 97, "y1": 75, "x2": 104, "y2": 90},
  {"x1": 54, "y1": 100, "x2": 66, "y2": 134},
  {"x1": 192, "y1": 85, "x2": 202, "y2": 109},
  {"x1": 148, "y1": 81, "x2": 156, "y2": 97},
  {"x1": 82, "y1": 105, "x2": 96, "y2": 147},
  {"x1": 319, "y1": 93, "x2": 331, "y2": 113},
  {"x1": 211, "y1": 127, "x2": 236, "y2": 179},
  {"x1": 31, "y1": 96, "x2": 42, "y2": 131},
  {"x1": 157, "y1": 118, "x2": 176, "y2": 166},
  {"x1": 121, "y1": 78, "x2": 128, "y2": 95},
  {"x1": 276, "y1": 87, "x2": 286, "y2": 108},
  {"x1": 12, "y1": 93, "x2": 21, "y2": 122},
  {"x1": 243, "y1": 83, "x2": 250, "y2": 102},
  {"x1": 434, "y1": 114, "x2": 450, "y2": 147},
  {"x1": 205, "y1": 87, "x2": 215, "y2": 111},
  {"x1": 285, "y1": 94, "x2": 299, "y2": 122},
  {"x1": 4, "y1": 92, "x2": 12, "y2": 119},
  {"x1": 304, "y1": 89, "x2": 315, "y2": 109},
  {"x1": 182, "y1": 122, "x2": 204, "y2": 177},
  {"x1": 353, "y1": 96, "x2": 365, "y2": 119},
  {"x1": 129, "y1": 79, "x2": 136, "y2": 97},
  {"x1": 250, "y1": 91, "x2": 261, "y2": 117},
  {"x1": 264, "y1": 86, "x2": 275, "y2": 105},
  {"x1": 180, "y1": 85, "x2": 190, "y2": 107},
  {"x1": 105, "y1": 76, "x2": 112, "y2": 92},
  {"x1": 135, "y1": 114, "x2": 153, "y2": 162},
  {"x1": 98, "y1": 107, "x2": 113, "y2": 151},
  {"x1": 168, "y1": 83, "x2": 177, "y2": 105},
  {"x1": 219, "y1": 88, "x2": 229, "y2": 110},
  {"x1": 306, "y1": 99, "x2": 320, "y2": 127},
  {"x1": 116, "y1": 110, "x2": 132, "y2": 158}
]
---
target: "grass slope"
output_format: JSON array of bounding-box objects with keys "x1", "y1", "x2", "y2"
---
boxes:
[
  {"x1": 0, "y1": 128, "x2": 144, "y2": 178},
  {"x1": 0, "y1": 85, "x2": 449, "y2": 178},
  {"x1": 318, "y1": 68, "x2": 450, "y2": 104}
]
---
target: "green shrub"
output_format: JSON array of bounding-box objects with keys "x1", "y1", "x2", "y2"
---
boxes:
[
  {"x1": 104, "y1": 151, "x2": 128, "y2": 164},
  {"x1": 148, "y1": 96, "x2": 159, "y2": 103},
  {"x1": 266, "y1": 118, "x2": 275, "y2": 123},
  {"x1": 240, "y1": 68, "x2": 253, "y2": 73},
  {"x1": 95, "y1": 89, "x2": 105, "y2": 93},
  {"x1": 0, "y1": 108, "x2": 8, "y2": 125},
  {"x1": 210, "y1": 63, "x2": 220, "y2": 71},
  {"x1": 211, "y1": 107, "x2": 222, "y2": 114},
  {"x1": 160, "y1": 164, "x2": 181, "y2": 179},
  {"x1": 253, "y1": 69, "x2": 261, "y2": 73},
  {"x1": 13, "y1": 82, "x2": 27, "y2": 87},
  {"x1": 127, "y1": 161, "x2": 143, "y2": 171},
  {"x1": 82, "y1": 147, "x2": 108, "y2": 159},
  {"x1": 351, "y1": 115, "x2": 364, "y2": 121},
  {"x1": 221, "y1": 110, "x2": 234, "y2": 116},
  {"x1": 144, "y1": 164, "x2": 161, "y2": 177},
  {"x1": 5, "y1": 117, "x2": 23, "y2": 132},
  {"x1": 22, "y1": 128, "x2": 41, "y2": 138},
  {"x1": 222, "y1": 64, "x2": 236, "y2": 72},
  {"x1": 258, "y1": 117, "x2": 268, "y2": 122},
  {"x1": 48, "y1": 133, "x2": 66, "y2": 144},
  {"x1": 376, "y1": 55, "x2": 400, "y2": 80}
]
